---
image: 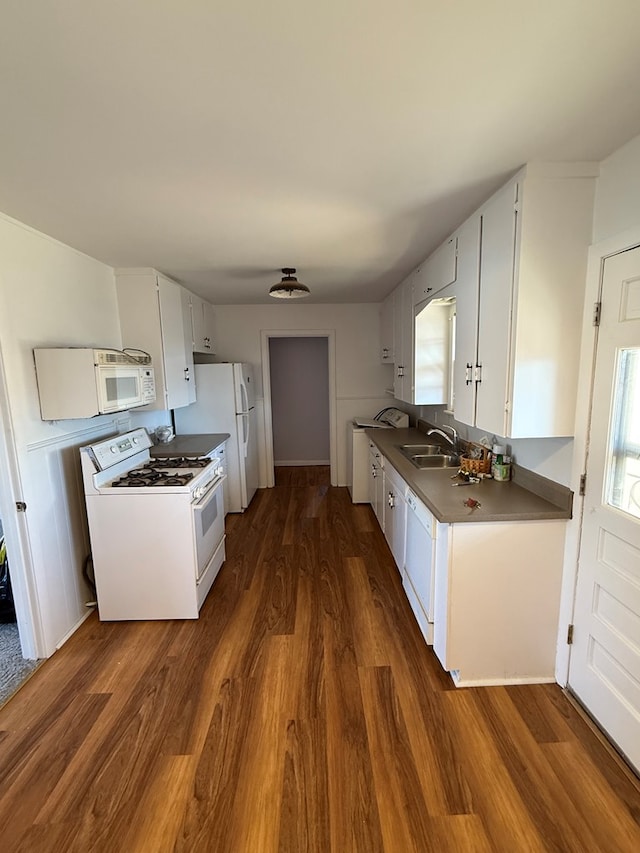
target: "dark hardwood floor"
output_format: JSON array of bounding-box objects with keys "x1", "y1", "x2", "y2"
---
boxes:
[{"x1": 1, "y1": 467, "x2": 639, "y2": 851}]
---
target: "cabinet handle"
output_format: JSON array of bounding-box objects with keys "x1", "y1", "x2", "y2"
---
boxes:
[
  {"x1": 382, "y1": 348, "x2": 388, "y2": 359},
  {"x1": 397, "y1": 365, "x2": 404, "y2": 377},
  {"x1": 426, "y1": 287, "x2": 432, "y2": 293},
  {"x1": 388, "y1": 491, "x2": 395, "y2": 508},
  {"x1": 474, "y1": 364, "x2": 482, "y2": 384},
  {"x1": 184, "y1": 368, "x2": 190, "y2": 382},
  {"x1": 372, "y1": 465, "x2": 377, "y2": 478},
  {"x1": 465, "y1": 363, "x2": 473, "y2": 385}
]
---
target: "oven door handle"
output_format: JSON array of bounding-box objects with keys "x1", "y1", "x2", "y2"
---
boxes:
[{"x1": 193, "y1": 475, "x2": 225, "y2": 509}]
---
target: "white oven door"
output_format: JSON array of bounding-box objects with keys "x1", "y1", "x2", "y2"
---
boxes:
[{"x1": 193, "y1": 476, "x2": 226, "y2": 582}]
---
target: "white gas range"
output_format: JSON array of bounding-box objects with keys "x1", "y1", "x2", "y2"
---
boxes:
[{"x1": 80, "y1": 428, "x2": 226, "y2": 620}]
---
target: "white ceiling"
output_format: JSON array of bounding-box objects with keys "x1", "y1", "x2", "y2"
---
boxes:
[{"x1": 2, "y1": 2, "x2": 640, "y2": 305}]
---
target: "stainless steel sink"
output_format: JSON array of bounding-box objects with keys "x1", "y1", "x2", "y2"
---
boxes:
[
  {"x1": 410, "y1": 454, "x2": 460, "y2": 469},
  {"x1": 396, "y1": 443, "x2": 442, "y2": 456},
  {"x1": 396, "y1": 443, "x2": 460, "y2": 469}
]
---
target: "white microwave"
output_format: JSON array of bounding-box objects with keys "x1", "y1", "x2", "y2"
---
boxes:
[{"x1": 34, "y1": 348, "x2": 156, "y2": 420}]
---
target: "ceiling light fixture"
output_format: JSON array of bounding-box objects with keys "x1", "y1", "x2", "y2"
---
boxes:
[{"x1": 269, "y1": 268, "x2": 310, "y2": 299}]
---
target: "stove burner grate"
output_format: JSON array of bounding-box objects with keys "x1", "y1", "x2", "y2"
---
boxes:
[
  {"x1": 153, "y1": 456, "x2": 211, "y2": 469},
  {"x1": 112, "y1": 469, "x2": 195, "y2": 488}
]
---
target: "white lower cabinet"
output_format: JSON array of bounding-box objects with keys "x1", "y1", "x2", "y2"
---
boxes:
[
  {"x1": 348, "y1": 425, "x2": 370, "y2": 503},
  {"x1": 369, "y1": 445, "x2": 567, "y2": 687},
  {"x1": 433, "y1": 519, "x2": 566, "y2": 687},
  {"x1": 368, "y1": 442, "x2": 385, "y2": 530},
  {"x1": 383, "y1": 463, "x2": 406, "y2": 574}
]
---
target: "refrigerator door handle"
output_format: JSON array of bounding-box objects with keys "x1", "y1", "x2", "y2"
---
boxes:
[
  {"x1": 242, "y1": 412, "x2": 249, "y2": 455},
  {"x1": 239, "y1": 380, "x2": 248, "y2": 415}
]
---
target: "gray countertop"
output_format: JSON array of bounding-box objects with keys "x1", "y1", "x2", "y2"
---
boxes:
[
  {"x1": 366, "y1": 427, "x2": 573, "y2": 524},
  {"x1": 149, "y1": 433, "x2": 230, "y2": 458}
]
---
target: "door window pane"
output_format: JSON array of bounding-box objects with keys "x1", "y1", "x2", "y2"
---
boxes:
[{"x1": 607, "y1": 348, "x2": 640, "y2": 519}]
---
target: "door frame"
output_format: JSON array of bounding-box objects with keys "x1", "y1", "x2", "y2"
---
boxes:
[
  {"x1": 260, "y1": 329, "x2": 337, "y2": 488},
  {"x1": 0, "y1": 342, "x2": 43, "y2": 659},
  {"x1": 556, "y1": 224, "x2": 640, "y2": 686}
]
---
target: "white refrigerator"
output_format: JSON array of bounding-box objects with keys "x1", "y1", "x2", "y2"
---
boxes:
[{"x1": 175, "y1": 363, "x2": 259, "y2": 512}]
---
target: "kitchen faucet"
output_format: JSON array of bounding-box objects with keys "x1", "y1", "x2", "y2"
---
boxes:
[{"x1": 427, "y1": 424, "x2": 458, "y2": 450}]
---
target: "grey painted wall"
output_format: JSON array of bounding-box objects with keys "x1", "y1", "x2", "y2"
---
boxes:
[{"x1": 269, "y1": 337, "x2": 330, "y2": 464}]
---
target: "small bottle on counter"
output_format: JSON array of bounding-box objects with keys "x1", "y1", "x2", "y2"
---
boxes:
[
  {"x1": 492, "y1": 445, "x2": 511, "y2": 481},
  {"x1": 491, "y1": 444, "x2": 505, "y2": 478},
  {"x1": 491, "y1": 445, "x2": 511, "y2": 483}
]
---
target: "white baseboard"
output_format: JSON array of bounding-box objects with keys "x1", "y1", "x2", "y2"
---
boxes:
[{"x1": 54, "y1": 607, "x2": 95, "y2": 653}]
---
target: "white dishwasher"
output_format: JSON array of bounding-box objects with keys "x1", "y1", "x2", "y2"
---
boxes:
[{"x1": 403, "y1": 488, "x2": 436, "y2": 645}]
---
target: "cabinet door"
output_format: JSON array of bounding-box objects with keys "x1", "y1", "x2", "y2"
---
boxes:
[
  {"x1": 368, "y1": 446, "x2": 379, "y2": 513},
  {"x1": 475, "y1": 181, "x2": 517, "y2": 436},
  {"x1": 368, "y1": 444, "x2": 385, "y2": 530},
  {"x1": 385, "y1": 467, "x2": 406, "y2": 573},
  {"x1": 449, "y1": 215, "x2": 481, "y2": 426},
  {"x1": 413, "y1": 237, "x2": 457, "y2": 305},
  {"x1": 181, "y1": 287, "x2": 196, "y2": 403},
  {"x1": 380, "y1": 293, "x2": 395, "y2": 363},
  {"x1": 375, "y1": 465, "x2": 385, "y2": 531},
  {"x1": 392, "y1": 286, "x2": 404, "y2": 398},
  {"x1": 433, "y1": 522, "x2": 451, "y2": 670},
  {"x1": 192, "y1": 293, "x2": 216, "y2": 353},
  {"x1": 190, "y1": 292, "x2": 205, "y2": 352},
  {"x1": 393, "y1": 277, "x2": 414, "y2": 403},
  {"x1": 157, "y1": 278, "x2": 194, "y2": 409},
  {"x1": 202, "y1": 300, "x2": 216, "y2": 353}
]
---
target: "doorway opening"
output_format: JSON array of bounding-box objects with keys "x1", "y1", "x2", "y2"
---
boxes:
[
  {"x1": 0, "y1": 524, "x2": 38, "y2": 706},
  {"x1": 269, "y1": 337, "x2": 329, "y2": 466},
  {"x1": 261, "y1": 330, "x2": 337, "y2": 488},
  {"x1": 0, "y1": 348, "x2": 41, "y2": 706}
]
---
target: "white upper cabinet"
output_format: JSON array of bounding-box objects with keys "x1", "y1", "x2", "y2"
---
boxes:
[
  {"x1": 389, "y1": 163, "x2": 595, "y2": 435},
  {"x1": 446, "y1": 215, "x2": 481, "y2": 426},
  {"x1": 177, "y1": 285, "x2": 197, "y2": 405},
  {"x1": 474, "y1": 182, "x2": 517, "y2": 436},
  {"x1": 474, "y1": 166, "x2": 596, "y2": 438},
  {"x1": 393, "y1": 274, "x2": 414, "y2": 403},
  {"x1": 380, "y1": 292, "x2": 395, "y2": 363},
  {"x1": 191, "y1": 292, "x2": 216, "y2": 354},
  {"x1": 413, "y1": 236, "x2": 457, "y2": 305},
  {"x1": 115, "y1": 269, "x2": 196, "y2": 410}
]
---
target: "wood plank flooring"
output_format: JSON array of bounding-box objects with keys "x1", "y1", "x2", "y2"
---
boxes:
[{"x1": 1, "y1": 467, "x2": 639, "y2": 852}]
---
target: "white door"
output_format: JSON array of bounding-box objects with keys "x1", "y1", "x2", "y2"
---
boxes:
[{"x1": 569, "y1": 246, "x2": 640, "y2": 773}]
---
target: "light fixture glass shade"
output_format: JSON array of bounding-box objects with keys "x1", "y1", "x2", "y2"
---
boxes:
[{"x1": 269, "y1": 268, "x2": 310, "y2": 298}]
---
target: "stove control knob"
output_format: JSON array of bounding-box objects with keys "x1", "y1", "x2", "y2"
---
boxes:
[
  {"x1": 110, "y1": 446, "x2": 118, "y2": 454},
  {"x1": 132, "y1": 436, "x2": 139, "y2": 445}
]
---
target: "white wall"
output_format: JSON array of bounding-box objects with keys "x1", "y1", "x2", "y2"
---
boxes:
[
  {"x1": 419, "y1": 405, "x2": 575, "y2": 486},
  {"x1": 556, "y1": 130, "x2": 640, "y2": 685},
  {"x1": 214, "y1": 303, "x2": 392, "y2": 485},
  {"x1": 593, "y1": 134, "x2": 640, "y2": 242},
  {"x1": 0, "y1": 212, "x2": 124, "y2": 657}
]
